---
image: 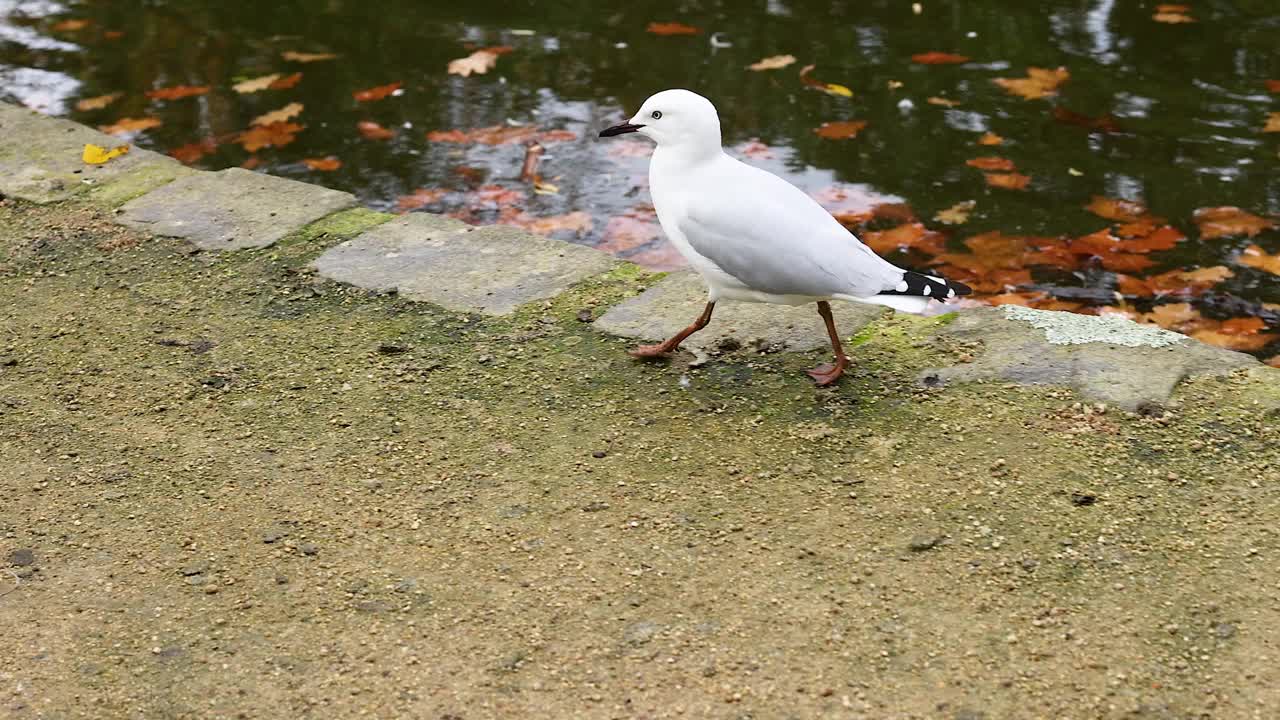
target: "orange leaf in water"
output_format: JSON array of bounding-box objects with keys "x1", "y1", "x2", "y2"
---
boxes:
[
  {"x1": 1238, "y1": 244, "x2": 1280, "y2": 275},
  {"x1": 76, "y1": 93, "x2": 123, "y2": 111},
  {"x1": 1098, "y1": 252, "x2": 1155, "y2": 273},
  {"x1": 357, "y1": 121, "x2": 395, "y2": 140},
  {"x1": 1153, "y1": 5, "x2": 1196, "y2": 23},
  {"x1": 599, "y1": 210, "x2": 662, "y2": 254},
  {"x1": 1221, "y1": 317, "x2": 1267, "y2": 335},
  {"x1": 52, "y1": 19, "x2": 89, "y2": 31},
  {"x1": 799, "y1": 65, "x2": 854, "y2": 97},
  {"x1": 303, "y1": 156, "x2": 341, "y2": 171},
  {"x1": 1144, "y1": 303, "x2": 1201, "y2": 330},
  {"x1": 966, "y1": 156, "x2": 1016, "y2": 171},
  {"x1": 1193, "y1": 206, "x2": 1277, "y2": 239},
  {"x1": 103, "y1": 30, "x2": 124, "y2": 40},
  {"x1": 861, "y1": 223, "x2": 946, "y2": 256},
  {"x1": 985, "y1": 173, "x2": 1030, "y2": 190},
  {"x1": 252, "y1": 102, "x2": 303, "y2": 126},
  {"x1": 395, "y1": 188, "x2": 450, "y2": 213},
  {"x1": 1264, "y1": 112, "x2": 1280, "y2": 133},
  {"x1": 1052, "y1": 106, "x2": 1122, "y2": 133},
  {"x1": 911, "y1": 51, "x2": 969, "y2": 64},
  {"x1": 99, "y1": 117, "x2": 162, "y2": 135},
  {"x1": 1191, "y1": 329, "x2": 1275, "y2": 352},
  {"x1": 353, "y1": 82, "x2": 402, "y2": 102},
  {"x1": 509, "y1": 211, "x2": 593, "y2": 237},
  {"x1": 1118, "y1": 226, "x2": 1184, "y2": 253},
  {"x1": 646, "y1": 21, "x2": 700, "y2": 35},
  {"x1": 426, "y1": 126, "x2": 573, "y2": 145},
  {"x1": 934, "y1": 200, "x2": 976, "y2": 225},
  {"x1": 1267, "y1": 80, "x2": 1280, "y2": 94},
  {"x1": 814, "y1": 120, "x2": 868, "y2": 139},
  {"x1": 270, "y1": 72, "x2": 303, "y2": 90},
  {"x1": 237, "y1": 122, "x2": 304, "y2": 152},
  {"x1": 627, "y1": 244, "x2": 687, "y2": 271},
  {"x1": 747, "y1": 55, "x2": 796, "y2": 71},
  {"x1": 1085, "y1": 196, "x2": 1161, "y2": 224},
  {"x1": 168, "y1": 138, "x2": 218, "y2": 164},
  {"x1": 447, "y1": 50, "x2": 499, "y2": 77},
  {"x1": 146, "y1": 85, "x2": 210, "y2": 101},
  {"x1": 994, "y1": 67, "x2": 1069, "y2": 100},
  {"x1": 282, "y1": 51, "x2": 337, "y2": 62},
  {"x1": 927, "y1": 96, "x2": 961, "y2": 108},
  {"x1": 977, "y1": 132, "x2": 1004, "y2": 146}
]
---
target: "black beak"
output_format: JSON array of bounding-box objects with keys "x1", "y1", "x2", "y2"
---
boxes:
[{"x1": 599, "y1": 122, "x2": 645, "y2": 138}]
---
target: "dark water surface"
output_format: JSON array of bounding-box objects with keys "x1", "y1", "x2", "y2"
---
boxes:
[{"x1": 2, "y1": 0, "x2": 1278, "y2": 356}]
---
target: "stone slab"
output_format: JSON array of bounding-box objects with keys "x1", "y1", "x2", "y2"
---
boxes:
[
  {"x1": 0, "y1": 101, "x2": 188, "y2": 203},
  {"x1": 312, "y1": 215, "x2": 618, "y2": 315},
  {"x1": 595, "y1": 271, "x2": 884, "y2": 352},
  {"x1": 921, "y1": 305, "x2": 1259, "y2": 411},
  {"x1": 116, "y1": 168, "x2": 357, "y2": 251}
]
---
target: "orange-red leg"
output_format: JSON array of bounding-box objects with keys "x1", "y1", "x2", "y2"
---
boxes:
[
  {"x1": 629, "y1": 302, "x2": 716, "y2": 358},
  {"x1": 806, "y1": 301, "x2": 848, "y2": 386}
]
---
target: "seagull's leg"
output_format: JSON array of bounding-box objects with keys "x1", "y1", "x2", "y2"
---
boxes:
[
  {"x1": 806, "y1": 301, "x2": 849, "y2": 386},
  {"x1": 629, "y1": 302, "x2": 716, "y2": 358}
]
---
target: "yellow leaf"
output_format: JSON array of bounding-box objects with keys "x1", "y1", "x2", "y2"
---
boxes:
[
  {"x1": 1264, "y1": 112, "x2": 1280, "y2": 133},
  {"x1": 927, "y1": 96, "x2": 960, "y2": 107},
  {"x1": 281, "y1": 51, "x2": 337, "y2": 62},
  {"x1": 822, "y1": 83, "x2": 853, "y2": 98},
  {"x1": 82, "y1": 143, "x2": 129, "y2": 165},
  {"x1": 533, "y1": 180, "x2": 560, "y2": 195},
  {"x1": 251, "y1": 102, "x2": 304, "y2": 126},
  {"x1": 447, "y1": 50, "x2": 500, "y2": 77},
  {"x1": 233, "y1": 74, "x2": 281, "y2": 94},
  {"x1": 747, "y1": 54, "x2": 796, "y2": 71},
  {"x1": 934, "y1": 200, "x2": 976, "y2": 225}
]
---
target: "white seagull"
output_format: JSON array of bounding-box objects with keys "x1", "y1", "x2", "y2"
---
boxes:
[{"x1": 599, "y1": 89, "x2": 971, "y2": 385}]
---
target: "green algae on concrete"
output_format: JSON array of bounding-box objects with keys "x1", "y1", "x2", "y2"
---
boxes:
[
  {"x1": 0, "y1": 101, "x2": 187, "y2": 204},
  {"x1": 115, "y1": 167, "x2": 357, "y2": 251},
  {"x1": 312, "y1": 215, "x2": 618, "y2": 316}
]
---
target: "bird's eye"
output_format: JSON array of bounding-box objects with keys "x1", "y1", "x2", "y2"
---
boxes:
[{"x1": 650, "y1": 110, "x2": 662, "y2": 120}]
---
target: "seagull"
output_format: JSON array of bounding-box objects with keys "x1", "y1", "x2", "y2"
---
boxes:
[{"x1": 599, "y1": 89, "x2": 971, "y2": 385}]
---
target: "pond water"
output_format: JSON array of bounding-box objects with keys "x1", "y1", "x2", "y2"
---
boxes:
[{"x1": 2, "y1": 0, "x2": 1278, "y2": 359}]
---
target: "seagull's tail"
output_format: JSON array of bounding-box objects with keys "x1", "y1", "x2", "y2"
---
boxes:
[{"x1": 836, "y1": 271, "x2": 973, "y2": 315}]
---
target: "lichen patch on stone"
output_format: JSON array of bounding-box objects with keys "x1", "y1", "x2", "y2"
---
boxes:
[{"x1": 1001, "y1": 305, "x2": 1184, "y2": 348}]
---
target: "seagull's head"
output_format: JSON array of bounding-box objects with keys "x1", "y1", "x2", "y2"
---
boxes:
[{"x1": 599, "y1": 89, "x2": 721, "y2": 153}]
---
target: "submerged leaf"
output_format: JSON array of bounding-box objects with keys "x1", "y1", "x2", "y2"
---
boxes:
[
  {"x1": 145, "y1": 85, "x2": 210, "y2": 101},
  {"x1": 303, "y1": 156, "x2": 342, "y2": 171},
  {"x1": 911, "y1": 52, "x2": 969, "y2": 64},
  {"x1": 447, "y1": 50, "x2": 499, "y2": 77},
  {"x1": 967, "y1": 156, "x2": 1016, "y2": 171},
  {"x1": 994, "y1": 67, "x2": 1070, "y2": 100},
  {"x1": 237, "y1": 122, "x2": 304, "y2": 152},
  {"x1": 646, "y1": 21, "x2": 701, "y2": 35},
  {"x1": 99, "y1": 117, "x2": 161, "y2": 135},
  {"x1": 75, "y1": 93, "x2": 122, "y2": 111},
  {"x1": 353, "y1": 82, "x2": 402, "y2": 102},
  {"x1": 799, "y1": 65, "x2": 854, "y2": 97},
  {"x1": 356, "y1": 121, "x2": 395, "y2": 140},
  {"x1": 168, "y1": 138, "x2": 218, "y2": 164},
  {"x1": 985, "y1": 173, "x2": 1031, "y2": 190},
  {"x1": 1193, "y1": 206, "x2": 1276, "y2": 239},
  {"x1": 282, "y1": 51, "x2": 337, "y2": 62},
  {"x1": 813, "y1": 120, "x2": 868, "y2": 139},
  {"x1": 1238, "y1": 244, "x2": 1280, "y2": 276},
  {"x1": 934, "y1": 200, "x2": 976, "y2": 225},
  {"x1": 1265, "y1": 112, "x2": 1280, "y2": 133},
  {"x1": 747, "y1": 54, "x2": 796, "y2": 71},
  {"x1": 396, "y1": 188, "x2": 450, "y2": 213},
  {"x1": 977, "y1": 132, "x2": 1004, "y2": 146},
  {"x1": 233, "y1": 74, "x2": 281, "y2": 94},
  {"x1": 251, "y1": 102, "x2": 303, "y2": 126}
]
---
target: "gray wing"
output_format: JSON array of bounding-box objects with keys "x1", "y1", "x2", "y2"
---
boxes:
[{"x1": 676, "y1": 163, "x2": 903, "y2": 298}]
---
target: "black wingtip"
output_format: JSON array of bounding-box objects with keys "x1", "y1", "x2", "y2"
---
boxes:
[{"x1": 879, "y1": 270, "x2": 972, "y2": 301}]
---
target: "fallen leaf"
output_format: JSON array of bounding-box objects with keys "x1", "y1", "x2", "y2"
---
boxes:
[
  {"x1": 145, "y1": 85, "x2": 210, "y2": 101},
  {"x1": 599, "y1": 209, "x2": 662, "y2": 253},
  {"x1": 447, "y1": 50, "x2": 499, "y2": 77},
  {"x1": 861, "y1": 223, "x2": 946, "y2": 256},
  {"x1": 627, "y1": 244, "x2": 687, "y2": 271},
  {"x1": 395, "y1": 188, "x2": 450, "y2": 214},
  {"x1": 814, "y1": 120, "x2": 868, "y2": 139},
  {"x1": 237, "y1": 122, "x2": 304, "y2": 152},
  {"x1": 353, "y1": 82, "x2": 402, "y2": 102},
  {"x1": 75, "y1": 93, "x2": 123, "y2": 112},
  {"x1": 282, "y1": 51, "x2": 337, "y2": 62},
  {"x1": 1238, "y1": 244, "x2": 1280, "y2": 275},
  {"x1": 1220, "y1": 317, "x2": 1267, "y2": 335},
  {"x1": 1144, "y1": 303, "x2": 1200, "y2": 330},
  {"x1": 1153, "y1": 4, "x2": 1196, "y2": 23},
  {"x1": 927, "y1": 96, "x2": 961, "y2": 108},
  {"x1": 426, "y1": 125, "x2": 574, "y2": 145},
  {"x1": 646, "y1": 22, "x2": 701, "y2": 35},
  {"x1": 934, "y1": 200, "x2": 976, "y2": 225},
  {"x1": 977, "y1": 132, "x2": 1004, "y2": 146},
  {"x1": 510, "y1": 211, "x2": 593, "y2": 236},
  {"x1": 967, "y1": 156, "x2": 1016, "y2": 171},
  {"x1": 103, "y1": 30, "x2": 124, "y2": 40},
  {"x1": 251, "y1": 102, "x2": 303, "y2": 126},
  {"x1": 985, "y1": 173, "x2": 1031, "y2": 190},
  {"x1": 1193, "y1": 206, "x2": 1276, "y2": 239},
  {"x1": 799, "y1": 65, "x2": 854, "y2": 97},
  {"x1": 82, "y1": 143, "x2": 129, "y2": 165},
  {"x1": 270, "y1": 73, "x2": 303, "y2": 90},
  {"x1": 99, "y1": 117, "x2": 162, "y2": 135},
  {"x1": 168, "y1": 138, "x2": 218, "y2": 164},
  {"x1": 1119, "y1": 226, "x2": 1184, "y2": 253},
  {"x1": 303, "y1": 156, "x2": 342, "y2": 171},
  {"x1": 233, "y1": 74, "x2": 281, "y2": 94},
  {"x1": 911, "y1": 52, "x2": 969, "y2": 64},
  {"x1": 1052, "y1": 106, "x2": 1123, "y2": 133},
  {"x1": 735, "y1": 140, "x2": 774, "y2": 160},
  {"x1": 1178, "y1": 266, "x2": 1235, "y2": 285},
  {"x1": 1191, "y1": 330, "x2": 1275, "y2": 352},
  {"x1": 52, "y1": 19, "x2": 89, "y2": 32},
  {"x1": 994, "y1": 66, "x2": 1070, "y2": 100},
  {"x1": 356, "y1": 121, "x2": 395, "y2": 140},
  {"x1": 533, "y1": 180, "x2": 559, "y2": 195},
  {"x1": 1085, "y1": 196, "x2": 1156, "y2": 223},
  {"x1": 1267, "y1": 80, "x2": 1280, "y2": 94},
  {"x1": 1265, "y1": 112, "x2": 1280, "y2": 133},
  {"x1": 747, "y1": 54, "x2": 796, "y2": 71},
  {"x1": 241, "y1": 155, "x2": 262, "y2": 170}
]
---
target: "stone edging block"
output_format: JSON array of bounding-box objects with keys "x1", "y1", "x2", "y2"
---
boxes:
[{"x1": 313, "y1": 214, "x2": 618, "y2": 316}]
